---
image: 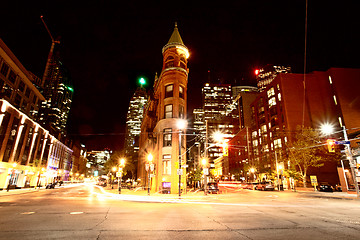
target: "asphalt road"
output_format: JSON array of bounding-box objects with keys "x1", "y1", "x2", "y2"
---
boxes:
[{"x1": 0, "y1": 184, "x2": 359, "y2": 240}]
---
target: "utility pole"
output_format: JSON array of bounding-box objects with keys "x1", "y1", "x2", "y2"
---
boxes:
[
  {"x1": 343, "y1": 126, "x2": 359, "y2": 197},
  {"x1": 40, "y1": 15, "x2": 60, "y2": 88}
]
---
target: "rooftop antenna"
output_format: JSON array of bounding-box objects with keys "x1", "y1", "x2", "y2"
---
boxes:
[{"x1": 40, "y1": 15, "x2": 60, "y2": 87}]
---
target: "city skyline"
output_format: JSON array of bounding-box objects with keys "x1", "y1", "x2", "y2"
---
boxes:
[{"x1": 0, "y1": 1, "x2": 359, "y2": 150}]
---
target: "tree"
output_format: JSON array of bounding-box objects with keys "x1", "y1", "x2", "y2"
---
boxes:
[
  {"x1": 104, "y1": 151, "x2": 137, "y2": 183},
  {"x1": 286, "y1": 127, "x2": 338, "y2": 187}
]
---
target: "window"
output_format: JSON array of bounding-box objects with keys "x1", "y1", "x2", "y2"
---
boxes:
[
  {"x1": 8, "y1": 70, "x2": 16, "y2": 84},
  {"x1": 163, "y1": 128, "x2": 172, "y2": 147},
  {"x1": 252, "y1": 131, "x2": 257, "y2": 138},
  {"x1": 165, "y1": 56, "x2": 174, "y2": 69},
  {"x1": 260, "y1": 124, "x2": 267, "y2": 134},
  {"x1": 267, "y1": 87, "x2": 275, "y2": 98},
  {"x1": 165, "y1": 104, "x2": 173, "y2": 118},
  {"x1": 0, "y1": 63, "x2": 9, "y2": 77},
  {"x1": 18, "y1": 81, "x2": 25, "y2": 92},
  {"x1": 274, "y1": 138, "x2": 282, "y2": 148},
  {"x1": 163, "y1": 154, "x2": 171, "y2": 175},
  {"x1": 268, "y1": 97, "x2": 276, "y2": 107},
  {"x1": 179, "y1": 85, "x2": 184, "y2": 99},
  {"x1": 179, "y1": 105, "x2": 184, "y2": 118},
  {"x1": 25, "y1": 88, "x2": 31, "y2": 98},
  {"x1": 165, "y1": 85, "x2": 173, "y2": 98}
]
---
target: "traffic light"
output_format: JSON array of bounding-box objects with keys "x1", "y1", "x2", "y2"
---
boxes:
[
  {"x1": 223, "y1": 142, "x2": 229, "y2": 156},
  {"x1": 327, "y1": 139, "x2": 336, "y2": 152}
]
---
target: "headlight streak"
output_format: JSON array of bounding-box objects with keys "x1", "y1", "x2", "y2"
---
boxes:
[{"x1": 91, "y1": 185, "x2": 336, "y2": 208}]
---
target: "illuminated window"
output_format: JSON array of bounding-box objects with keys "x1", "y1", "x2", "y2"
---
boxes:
[
  {"x1": 165, "y1": 104, "x2": 173, "y2": 118},
  {"x1": 278, "y1": 93, "x2": 281, "y2": 101},
  {"x1": 179, "y1": 85, "x2": 184, "y2": 99},
  {"x1": 274, "y1": 138, "x2": 282, "y2": 148},
  {"x1": 165, "y1": 85, "x2": 173, "y2": 98},
  {"x1": 252, "y1": 131, "x2": 257, "y2": 138},
  {"x1": 253, "y1": 139, "x2": 258, "y2": 147},
  {"x1": 163, "y1": 128, "x2": 172, "y2": 147},
  {"x1": 267, "y1": 87, "x2": 275, "y2": 98},
  {"x1": 179, "y1": 105, "x2": 184, "y2": 118},
  {"x1": 268, "y1": 97, "x2": 276, "y2": 107},
  {"x1": 163, "y1": 154, "x2": 171, "y2": 175},
  {"x1": 261, "y1": 124, "x2": 267, "y2": 133}
]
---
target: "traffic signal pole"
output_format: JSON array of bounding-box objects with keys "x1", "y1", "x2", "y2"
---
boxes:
[{"x1": 343, "y1": 126, "x2": 359, "y2": 197}]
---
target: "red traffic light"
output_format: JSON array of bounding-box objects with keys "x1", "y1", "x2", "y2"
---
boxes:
[{"x1": 327, "y1": 139, "x2": 336, "y2": 152}]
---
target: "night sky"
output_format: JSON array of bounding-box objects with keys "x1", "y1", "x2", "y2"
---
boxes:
[{"x1": 1, "y1": 1, "x2": 359, "y2": 150}]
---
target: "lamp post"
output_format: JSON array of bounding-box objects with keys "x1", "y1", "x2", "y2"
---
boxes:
[
  {"x1": 147, "y1": 154, "x2": 153, "y2": 196},
  {"x1": 112, "y1": 167, "x2": 117, "y2": 189},
  {"x1": 342, "y1": 126, "x2": 359, "y2": 197},
  {"x1": 118, "y1": 158, "x2": 125, "y2": 194},
  {"x1": 320, "y1": 123, "x2": 359, "y2": 197},
  {"x1": 202, "y1": 158, "x2": 208, "y2": 195},
  {"x1": 177, "y1": 119, "x2": 187, "y2": 198}
]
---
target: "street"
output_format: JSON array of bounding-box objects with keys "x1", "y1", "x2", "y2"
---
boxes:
[{"x1": 0, "y1": 184, "x2": 359, "y2": 240}]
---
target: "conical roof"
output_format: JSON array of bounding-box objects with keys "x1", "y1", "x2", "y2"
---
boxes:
[
  {"x1": 162, "y1": 22, "x2": 187, "y2": 53},
  {"x1": 167, "y1": 22, "x2": 184, "y2": 45}
]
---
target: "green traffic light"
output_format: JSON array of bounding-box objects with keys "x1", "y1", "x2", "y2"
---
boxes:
[{"x1": 139, "y1": 77, "x2": 146, "y2": 85}]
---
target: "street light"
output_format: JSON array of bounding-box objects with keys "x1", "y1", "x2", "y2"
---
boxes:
[
  {"x1": 147, "y1": 154, "x2": 153, "y2": 196},
  {"x1": 320, "y1": 123, "x2": 335, "y2": 136},
  {"x1": 177, "y1": 119, "x2": 187, "y2": 198},
  {"x1": 118, "y1": 158, "x2": 126, "y2": 194},
  {"x1": 202, "y1": 158, "x2": 208, "y2": 195},
  {"x1": 112, "y1": 167, "x2": 117, "y2": 189}
]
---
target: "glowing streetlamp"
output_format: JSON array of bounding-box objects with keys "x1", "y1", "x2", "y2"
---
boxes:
[
  {"x1": 118, "y1": 158, "x2": 126, "y2": 194},
  {"x1": 320, "y1": 123, "x2": 335, "y2": 136}
]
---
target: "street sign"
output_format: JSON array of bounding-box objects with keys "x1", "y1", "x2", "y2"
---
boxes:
[
  {"x1": 203, "y1": 168, "x2": 209, "y2": 175},
  {"x1": 116, "y1": 172, "x2": 121, "y2": 177},
  {"x1": 145, "y1": 164, "x2": 149, "y2": 171},
  {"x1": 150, "y1": 164, "x2": 154, "y2": 171},
  {"x1": 182, "y1": 165, "x2": 188, "y2": 168},
  {"x1": 310, "y1": 175, "x2": 318, "y2": 186},
  {"x1": 335, "y1": 141, "x2": 350, "y2": 145},
  {"x1": 177, "y1": 169, "x2": 183, "y2": 175}
]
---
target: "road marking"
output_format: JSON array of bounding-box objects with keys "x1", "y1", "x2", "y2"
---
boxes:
[
  {"x1": 21, "y1": 212, "x2": 35, "y2": 215},
  {"x1": 70, "y1": 212, "x2": 84, "y2": 215}
]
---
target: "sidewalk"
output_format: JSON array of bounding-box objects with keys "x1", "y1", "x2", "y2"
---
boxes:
[
  {"x1": 0, "y1": 183, "x2": 84, "y2": 197},
  {"x1": 294, "y1": 187, "x2": 359, "y2": 200},
  {"x1": 0, "y1": 187, "x2": 44, "y2": 196}
]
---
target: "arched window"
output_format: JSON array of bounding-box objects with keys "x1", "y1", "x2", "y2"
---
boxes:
[
  {"x1": 165, "y1": 56, "x2": 175, "y2": 68},
  {"x1": 179, "y1": 57, "x2": 186, "y2": 69}
]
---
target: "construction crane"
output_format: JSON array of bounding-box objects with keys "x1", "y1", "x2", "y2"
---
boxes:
[{"x1": 40, "y1": 15, "x2": 60, "y2": 87}]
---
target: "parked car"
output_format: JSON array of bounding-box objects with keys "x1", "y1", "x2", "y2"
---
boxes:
[
  {"x1": 46, "y1": 183, "x2": 56, "y2": 189},
  {"x1": 244, "y1": 182, "x2": 259, "y2": 190},
  {"x1": 255, "y1": 181, "x2": 275, "y2": 191},
  {"x1": 317, "y1": 182, "x2": 334, "y2": 192},
  {"x1": 207, "y1": 182, "x2": 220, "y2": 194}
]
